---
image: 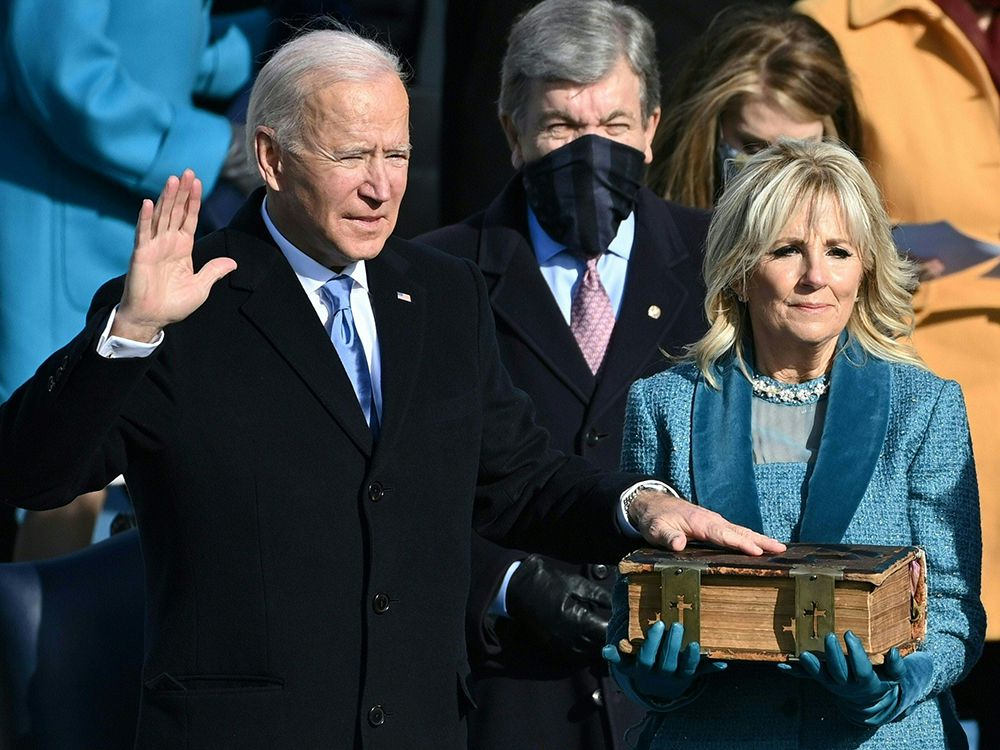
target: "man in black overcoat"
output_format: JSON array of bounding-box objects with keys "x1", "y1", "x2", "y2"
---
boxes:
[
  {"x1": 0, "y1": 26, "x2": 782, "y2": 750},
  {"x1": 417, "y1": 2, "x2": 713, "y2": 748}
]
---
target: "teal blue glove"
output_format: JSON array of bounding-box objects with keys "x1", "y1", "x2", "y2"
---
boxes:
[
  {"x1": 603, "y1": 621, "x2": 726, "y2": 710},
  {"x1": 777, "y1": 630, "x2": 933, "y2": 726}
]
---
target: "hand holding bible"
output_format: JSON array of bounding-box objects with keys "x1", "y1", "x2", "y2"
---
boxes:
[
  {"x1": 603, "y1": 621, "x2": 726, "y2": 708},
  {"x1": 777, "y1": 630, "x2": 933, "y2": 726}
]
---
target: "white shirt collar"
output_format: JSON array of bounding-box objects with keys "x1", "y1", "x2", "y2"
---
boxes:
[
  {"x1": 527, "y1": 206, "x2": 635, "y2": 264},
  {"x1": 261, "y1": 197, "x2": 370, "y2": 294}
]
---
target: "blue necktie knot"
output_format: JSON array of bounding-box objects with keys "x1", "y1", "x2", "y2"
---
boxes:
[
  {"x1": 322, "y1": 275, "x2": 357, "y2": 348},
  {"x1": 321, "y1": 275, "x2": 378, "y2": 435}
]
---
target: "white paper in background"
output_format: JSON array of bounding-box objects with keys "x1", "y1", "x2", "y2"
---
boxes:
[{"x1": 892, "y1": 222, "x2": 1000, "y2": 276}]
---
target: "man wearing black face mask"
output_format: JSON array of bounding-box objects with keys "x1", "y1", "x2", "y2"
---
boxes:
[{"x1": 416, "y1": 1, "x2": 711, "y2": 748}]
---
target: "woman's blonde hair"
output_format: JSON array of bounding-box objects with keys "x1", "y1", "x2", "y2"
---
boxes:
[
  {"x1": 647, "y1": 6, "x2": 861, "y2": 209},
  {"x1": 689, "y1": 139, "x2": 922, "y2": 388}
]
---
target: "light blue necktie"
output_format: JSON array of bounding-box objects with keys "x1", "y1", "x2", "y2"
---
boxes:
[{"x1": 321, "y1": 276, "x2": 378, "y2": 436}]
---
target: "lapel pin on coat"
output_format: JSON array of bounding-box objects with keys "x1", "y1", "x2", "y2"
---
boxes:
[
  {"x1": 647, "y1": 305, "x2": 661, "y2": 320},
  {"x1": 397, "y1": 291, "x2": 412, "y2": 303}
]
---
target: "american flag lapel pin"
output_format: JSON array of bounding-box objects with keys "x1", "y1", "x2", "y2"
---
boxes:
[{"x1": 396, "y1": 291, "x2": 412, "y2": 303}]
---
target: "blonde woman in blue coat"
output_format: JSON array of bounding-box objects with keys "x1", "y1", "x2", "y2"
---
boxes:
[
  {"x1": 0, "y1": 0, "x2": 260, "y2": 401},
  {"x1": 605, "y1": 140, "x2": 985, "y2": 749}
]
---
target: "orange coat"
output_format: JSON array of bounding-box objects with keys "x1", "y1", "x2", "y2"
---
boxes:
[
  {"x1": 798, "y1": 0, "x2": 1000, "y2": 641},
  {"x1": 796, "y1": 0, "x2": 1000, "y2": 245},
  {"x1": 909, "y1": 262, "x2": 1000, "y2": 639}
]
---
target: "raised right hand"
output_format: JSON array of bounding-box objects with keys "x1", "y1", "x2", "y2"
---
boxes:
[{"x1": 112, "y1": 169, "x2": 237, "y2": 342}]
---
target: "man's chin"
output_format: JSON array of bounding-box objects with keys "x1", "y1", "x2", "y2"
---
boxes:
[{"x1": 330, "y1": 234, "x2": 391, "y2": 265}]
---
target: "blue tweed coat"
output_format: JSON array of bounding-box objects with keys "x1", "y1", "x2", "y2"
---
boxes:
[{"x1": 611, "y1": 344, "x2": 985, "y2": 749}]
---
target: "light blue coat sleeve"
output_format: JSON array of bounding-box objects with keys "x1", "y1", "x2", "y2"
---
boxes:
[
  {"x1": 198, "y1": 9, "x2": 265, "y2": 100},
  {"x1": 5, "y1": 0, "x2": 239, "y2": 195},
  {"x1": 613, "y1": 378, "x2": 708, "y2": 713},
  {"x1": 904, "y1": 380, "x2": 985, "y2": 700},
  {"x1": 620, "y1": 379, "x2": 670, "y2": 478}
]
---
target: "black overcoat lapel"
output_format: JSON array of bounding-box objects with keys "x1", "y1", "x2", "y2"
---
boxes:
[
  {"x1": 365, "y1": 239, "x2": 426, "y2": 460},
  {"x1": 476, "y1": 179, "x2": 595, "y2": 402},
  {"x1": 225, "y1": 197, "x2": 374, "y2": 456}
]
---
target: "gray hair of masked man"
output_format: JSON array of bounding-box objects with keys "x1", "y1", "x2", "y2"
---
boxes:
[{"x1": 498, "y1": 0, "x2": 661, "y2": 159}]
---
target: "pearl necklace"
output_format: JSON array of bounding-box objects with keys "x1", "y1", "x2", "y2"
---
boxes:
[{"x1": 750, "y1": 373, "x2": 830, "y2": 405}]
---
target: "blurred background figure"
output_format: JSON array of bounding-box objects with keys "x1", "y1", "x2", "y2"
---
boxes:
[
  {"x1": 419, "y1": 1, "x2": 711, "y2": 747},
  {"x1": 794, "y1": 3, "x2": 1000, "y2": 744},
  {"x1": 0, "y1": 0, "x2": 266, "y2": 560},
  {"x1": 438, "y1": 0, "x2": 795, "y2": 226},
  {"x1": 646, "y1": 5, "x2": 862, "y2": 208},
  {"x1": 796, "y1": 0, "x2": 999, "y2": 243}
]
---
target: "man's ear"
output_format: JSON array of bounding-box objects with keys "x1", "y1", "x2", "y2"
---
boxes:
[
  {"x1": 255, "y1": 127, "x2": 283, "y2": 191},
  {"x1": 500, "y1": 115, "x2": 525, "y2": 169},
  {"x1": 642, "y1": 107, "x2": 662, "y2": 165}
]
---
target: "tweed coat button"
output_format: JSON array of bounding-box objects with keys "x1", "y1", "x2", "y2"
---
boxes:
[
  {"x1": 367, "y1": 482, "x2": 384, "y2": 502},
  {"x1": 590, "y1": 564, "x2": 609, "y2": 580},
  {"x1": 372, "y1": 593, "x2": 390, "y2": 614},
  {"x1": 368, "y1": 705, "x2": 386, "y2": 726}
]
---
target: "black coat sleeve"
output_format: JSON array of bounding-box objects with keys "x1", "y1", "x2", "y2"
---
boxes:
[
  {"x1": 0, "y1": 277, "x2": 160, "y2": 509},
  {"x1": 463, "y1": 257, "x2": 639, "y2": 564}
]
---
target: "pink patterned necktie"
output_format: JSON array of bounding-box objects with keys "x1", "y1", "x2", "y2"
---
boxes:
[{"x1": 570, "y1": 257, "x2": 616, "y2": 374}]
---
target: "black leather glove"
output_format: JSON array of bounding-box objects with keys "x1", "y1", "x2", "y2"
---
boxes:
[{"x1": 505, "y1": 554, "x2": 611, "y2": 664}]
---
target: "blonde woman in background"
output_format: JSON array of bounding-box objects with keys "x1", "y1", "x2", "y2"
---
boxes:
[{"x1": 647, "y1": 6, "x2": 862, "y2": 208}]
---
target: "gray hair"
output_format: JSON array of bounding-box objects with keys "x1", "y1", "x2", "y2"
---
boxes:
[
  {"x1": 690, "y1": 138, "x2": 922, "y2": 387},
  {"x1": 245, "y1": 28, "x2": 406, "y2": 159},
  {"x1": 499, "y1": 0, "x2": 660, "y2": 128}
]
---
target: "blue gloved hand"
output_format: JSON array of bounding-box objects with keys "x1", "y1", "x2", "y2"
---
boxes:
[
  {"x1": 603, "y1": 621, "x2": 726, "y2": 709},
  {"x1": 777, "y1": 630, "x2": 930, "y2": 726}
]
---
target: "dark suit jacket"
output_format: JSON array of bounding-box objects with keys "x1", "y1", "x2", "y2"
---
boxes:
[
  {"x1": 0, "y1": 194, "x2": 642, "y2": 750},
  {"x1": 417, "y1": 180, "x2": 710, "y2": 750}
]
